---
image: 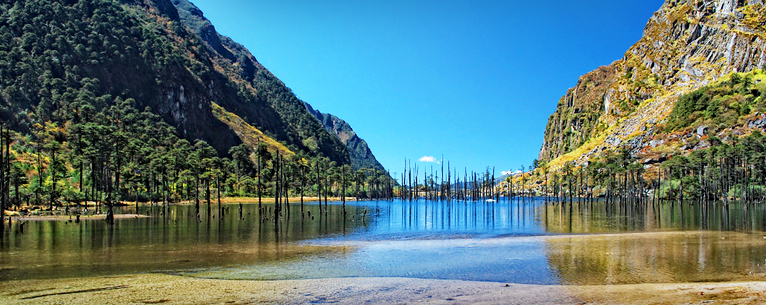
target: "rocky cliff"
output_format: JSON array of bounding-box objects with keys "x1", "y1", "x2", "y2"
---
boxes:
[{"x1": 539, "y1": 0, "x2": 766, "y2": 166}]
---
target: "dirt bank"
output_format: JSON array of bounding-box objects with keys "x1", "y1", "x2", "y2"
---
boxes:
[{"x1": 8, "y1": 214, "x2": 148, "y2": 222}]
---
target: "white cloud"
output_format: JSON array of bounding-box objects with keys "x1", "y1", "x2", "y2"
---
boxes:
[
  {"x1": 501, "y1": 171, "x2": 513, "y2": 176},
  {"x1": 419, "y1": 156, "x2": 436, "y2": 163}
]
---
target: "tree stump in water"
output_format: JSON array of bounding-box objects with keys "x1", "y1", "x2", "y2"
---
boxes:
[{"x1": 105, "y1": 209, "x2": 114, "y2": 224}]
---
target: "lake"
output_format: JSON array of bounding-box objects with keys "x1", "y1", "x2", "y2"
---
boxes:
[{"x1": 1, "y1": 199, "x2": 765, "y2": 285}]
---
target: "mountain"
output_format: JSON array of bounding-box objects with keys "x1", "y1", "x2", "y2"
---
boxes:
[
  {"x1": 539, "y1": 0, "x2": 766, "y2": 168},
  {"x1": 303, "y1": 103, "x2": 385, "y2": 171},
  {"x1": 0, "y1": 0, "x2": 356, "y2": 165},
  {"x1": 171, "y1": 0, "x2": 391, "y2": 167}
]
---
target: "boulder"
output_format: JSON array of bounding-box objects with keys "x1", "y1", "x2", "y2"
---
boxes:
[{"x1": 697, "y1": 125, "x2": 708, "y2": 137}]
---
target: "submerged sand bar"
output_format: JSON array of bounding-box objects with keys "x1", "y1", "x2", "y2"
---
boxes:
[{"x1": 2, "y1": 231, "x2": 766, "y2": 304}]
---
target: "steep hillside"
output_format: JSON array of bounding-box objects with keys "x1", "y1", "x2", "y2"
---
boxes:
[
  {"x1": 0, "y1": 0, "x2": 351, "y2": 165},
  {"x1": 169, "y1": 0, "x2": 353, "y2": 165},
  {"x1": 304, "y1": 103, "x2": 385, "y2": 171},
  {"x1": 539, "y1": 0, "x2": 766, "y2": 167}
]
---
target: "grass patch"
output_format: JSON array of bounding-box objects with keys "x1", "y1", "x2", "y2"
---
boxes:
[{"x1": 211, "y1": 103, "x2": 294, "y2": 157}]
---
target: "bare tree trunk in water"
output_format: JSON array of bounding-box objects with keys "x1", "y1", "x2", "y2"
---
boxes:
[
  {"x1": 217, "y1": 173, "x2": 222, "y2": 218},
  {"x1": 678, "y1": 168, "x2": 683, "y2": 206},
  {"x1": 206, "y1": 178, "x2": 211, "y2": 217},
  {"x1": 316, "y1": 162, "x2": 321, "y2": 212},
  {"x1": 257, "y1": 144, "x2": 262, "y2": 209},
  {"x1": 0, "y1": 126, "x2": 4, "y2": 234},
  {"x1": 275, "y1": 153, "x2": 281, "y2": 218}
]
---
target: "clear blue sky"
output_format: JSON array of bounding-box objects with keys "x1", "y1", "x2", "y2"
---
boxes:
[{"x1": 188, "y1": 0, "x2": 665, "y2": 176}]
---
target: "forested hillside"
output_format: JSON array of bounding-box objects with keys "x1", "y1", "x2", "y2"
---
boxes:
[
  {"x1": 504, "y1": 0, "x2": 766, "y2": 204},
  {"x1": 0, "y1": 0, "x2": 394, "y2": 214},
  {"x1": 0, "y1": 0, "x2": 351, "y2": 162}
]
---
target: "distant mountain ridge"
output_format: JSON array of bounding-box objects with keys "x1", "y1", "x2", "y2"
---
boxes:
[
  {"x1": 539, "y1": 0, "x2": 766, "y2": 168},
  {"x1": 168, "y1": 0, "x2": 351, "y2": 163},
  {"x1": 304, "y1": 103, "x2": 386, "y2": 171},
  {"x1": 168, "y1": 0, "x2": 384, "y2": 170}
]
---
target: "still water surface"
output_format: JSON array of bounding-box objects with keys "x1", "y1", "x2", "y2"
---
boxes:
[{"x1": 1, "y1": 199, "x2": 765, "y2": 284}]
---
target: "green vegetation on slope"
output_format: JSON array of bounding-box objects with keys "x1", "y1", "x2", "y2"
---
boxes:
[
  {"x1": 539, "y1": 0, "x2": 766, "y2": 164},
  {"x1": 507, "y1": 129, "x2": 766, "y2": 204},
  {"x1": 540, "y1": 66, "x2": 619, "y2": 161},
  {"x1": 211, "y1": 103, "x2": 294, "y2": 157},
  {"x1": 509, "y1": 71, "x2": 766, "y2": 204},
  {"x1": 665, "y1": 70, "x2": 766, "y2": 132}
]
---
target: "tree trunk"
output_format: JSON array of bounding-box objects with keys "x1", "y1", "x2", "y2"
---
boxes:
[
  {"x1": 257, "y1": 148, "x2": 262, "y2": 209},
  {"x1": 275, "y1": 154, "x2": 281, "y2": 219},
  {"x1": 300, "y1": 166, "x2": 304, "y2": 215},
  {"x1": 0, "y1": 126, "x2": 4, "y2": 233}
]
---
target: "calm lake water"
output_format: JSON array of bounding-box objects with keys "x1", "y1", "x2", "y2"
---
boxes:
[{"x1": 1, "y1": 199, "x2": 766, "y2": 285}]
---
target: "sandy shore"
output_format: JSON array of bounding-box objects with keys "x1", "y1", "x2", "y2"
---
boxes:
[
  {"x1": 3, "y1": 196, "x2": 350, "y2": 221},
  {"x1": 1, "y1": 273, "x2": 764, "y2": 304},
  {"x1": 5, "y1": 196, "x2": 350, "y2": 210}
]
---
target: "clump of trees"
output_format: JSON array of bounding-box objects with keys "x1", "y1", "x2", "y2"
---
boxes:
[
  {"x1": 530, "y1": 132, "x2": 766, "y2": 205},
  {"x1": 0, "y1": 99, "x2": 394, "y2": 228},
  {"x1": 665, "y1": 70, "x2": 766, "y2": 132}
]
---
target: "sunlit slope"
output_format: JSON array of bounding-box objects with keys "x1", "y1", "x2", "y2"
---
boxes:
[{"x1": 540, "y1": 0, "x2": 766, "y2": 168}]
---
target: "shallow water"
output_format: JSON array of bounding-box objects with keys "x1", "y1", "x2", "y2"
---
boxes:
[{"x1": 1, "y1": 199, "x2": 765, "y2": 284}]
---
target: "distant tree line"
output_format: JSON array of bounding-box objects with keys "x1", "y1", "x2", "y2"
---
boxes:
[{"x1": 396, "y1": 159, "x2": 502, "y2": 202}]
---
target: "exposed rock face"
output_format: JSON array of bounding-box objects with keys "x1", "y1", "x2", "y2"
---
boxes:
[
  {"x1": 539, "y1": 0, "x2": 766, "y2": 164},
  {"x1": 539, "y1": 66, "x2": 618, "y2": 161}
]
